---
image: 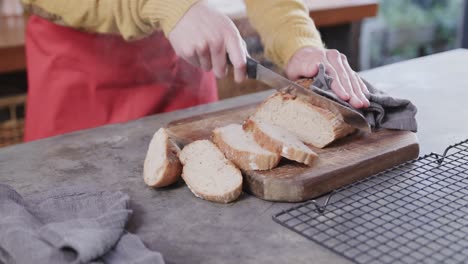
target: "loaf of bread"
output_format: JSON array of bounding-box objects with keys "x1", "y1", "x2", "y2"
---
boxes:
[
  {"x1": 179, "y1": 140, "x2": 243, "y2": 203},
  {"x1": 252, "y1": 90, "x2": 355, "y2": 148},
  {"x1": 212, "y1": 124, "x2": 281, "y2": 171},
  {"x1": 243, "y1": 118, "x2": 318, "y2": 166},
  {"x1": 143, "y1": 128, "x2": 182, "y2": 187}
]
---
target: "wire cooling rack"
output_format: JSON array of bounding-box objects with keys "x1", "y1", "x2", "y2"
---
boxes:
[{"x1": 273, "y1": 139, "x2": 468, "y2": 264}]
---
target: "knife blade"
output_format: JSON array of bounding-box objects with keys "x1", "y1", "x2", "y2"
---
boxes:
[{"x1": 246, "y1": 57, "x2": 371, "y2": 133}]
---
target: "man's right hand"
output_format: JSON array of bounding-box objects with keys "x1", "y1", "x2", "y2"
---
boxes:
[{"x1": 168, "y1": 1, "x2": 248, "y2": 83}]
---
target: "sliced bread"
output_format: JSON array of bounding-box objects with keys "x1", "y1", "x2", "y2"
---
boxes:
[
  {"x1": 212, "y1": 124, "x2": 281, "y2": 171},
  {"x1": 243, "y1": 118, "x2": 318, "y2": 166},
  {"x1": 252, "y1": 91, "x2": 355, "y2": 148},
  {"x1": 143, "y1": 128, "x2": 182, "y2": 187},
  {"x1": 179, "y1": 140, "x2": 242, "y2": 203}
]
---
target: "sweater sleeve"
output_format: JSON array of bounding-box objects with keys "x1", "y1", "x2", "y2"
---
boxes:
[
  {"x1": 20, "y1": 0, "x2": 199, "y2": 40},
  {"x1": 244, "y1": 0, "x2": 324, "y2": 67}
]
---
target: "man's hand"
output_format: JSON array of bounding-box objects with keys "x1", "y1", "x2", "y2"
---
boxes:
[
  {"x1": 168, "y1": 1, "x2": 248, "y2": 83},
  {"x1": 285, "y1": 47, "x2": 370, "y2": 109}
]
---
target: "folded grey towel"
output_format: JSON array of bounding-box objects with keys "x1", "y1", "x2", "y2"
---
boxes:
[
  {"x1": 311, "y1": 64, "x2": 418, "y2": 132},
  {"x1": 0, "y1": 184, "x2": 164, "y2": 264}
]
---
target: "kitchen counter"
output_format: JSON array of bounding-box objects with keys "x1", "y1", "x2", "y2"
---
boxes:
[{"x1": 1, "y1": 49, "x2": 468, "y2": 263}]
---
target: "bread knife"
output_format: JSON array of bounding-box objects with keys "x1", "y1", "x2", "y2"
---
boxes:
[{"x1": 245, "y1": 57, "x2": 371, "y2": 133}]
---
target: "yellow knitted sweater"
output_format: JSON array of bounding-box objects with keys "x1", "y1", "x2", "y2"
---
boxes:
[{"x1": 21, "y1": 0, "x2": 323, "y2": 66}]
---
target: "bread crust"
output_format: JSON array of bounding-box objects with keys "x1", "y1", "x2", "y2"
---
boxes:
[
  {"x1": 184, "y1": 181, "x2": 242, "y2": 204},
  {"x1": 243, "y1": 119, "x2": 318, "y2": 166},
  {"x1": 212, "y1": 128, "x2": 281, "y2": 171},
  {"x1": 143, "y1": 128, "x2": 182, "y2": 187}
]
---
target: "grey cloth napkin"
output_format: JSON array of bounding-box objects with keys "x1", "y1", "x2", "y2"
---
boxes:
[
  {"x1": 0, "y1": 184, "x2": 164, "y2": 264},
  {"x1": 310, "y1": 64, "x2": 418, "y2": 132}
]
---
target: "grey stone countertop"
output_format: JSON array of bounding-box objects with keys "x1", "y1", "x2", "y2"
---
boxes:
[{"x1": 1, "y1": 49, "x2": 467, "y2": 264}]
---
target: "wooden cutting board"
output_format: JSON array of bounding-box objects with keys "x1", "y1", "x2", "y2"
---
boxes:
[{"x1": 167, "y1": 102, "x2": 419, "y2": 202}]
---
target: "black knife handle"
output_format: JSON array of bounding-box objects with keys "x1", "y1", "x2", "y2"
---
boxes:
[
  {"x1": 226, "y1": 55, "x2": 258, "y2": 79},
  {"x1": 246, "y1": 57, "x2": 258, "y2": 79}
]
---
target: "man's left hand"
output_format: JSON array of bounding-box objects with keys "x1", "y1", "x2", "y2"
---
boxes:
[{"x1": 285, "y1": 47, "x2": 370, "y2": 109}]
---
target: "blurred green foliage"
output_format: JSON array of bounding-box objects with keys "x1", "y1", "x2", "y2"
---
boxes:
[{"x1": 370, "y1": 0, "x2": 464, "y2": 66}]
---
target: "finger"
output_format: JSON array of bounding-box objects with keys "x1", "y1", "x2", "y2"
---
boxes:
[
  {"x1": 341, "y1": 54, "x2": 369, "y2": 108},
  {"x1": 324, "y1": 63, "x2": 350, "y2": 101},
  {"x1": 287, "y1": 63, "x2": 320, "y2": 80},
  {"x1": 225, "y1": 26, "x2": 247, "y2": 83},
  {"x1": 242, "y1": 39, "x2": 250, "y2": 57},
  {"x1": 326, "y1": 50, "x2": 360, "y2": 106},
  {"x1": 352, "y1": 74, "x2": 370, "y2": 108},
  {"x1": 210, "y1": 39, "x2": 227, "y2": 78},
  {"x1": 356, "y1": 73, "x2": 370, "y2": 95},
  {"x1": 198, "y1": 52, "x2": 212, "y2": 72},
  {"x1": 186, "y1": 55, "x2": 201, "y2": 69},
  {"x1": 197, "y1": 45, "x2": 212, "y2": 72}
]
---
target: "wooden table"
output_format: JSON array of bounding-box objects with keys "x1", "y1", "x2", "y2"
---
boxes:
[
  {"x1": 1, "y1": 49, "x2": 467, "y2": 263},
  {"x1": 214, "y1": 0, "x2": 379, "y2": 22},
  {"x1": 0, "y1": 15, "x2": 26, "y2": 73},
  {"x1": 305, "y1": 0, "x2": 379, "y2": 26},
  {"x1": 210, "y1": 0, "x2": 378, "y2": 31}
]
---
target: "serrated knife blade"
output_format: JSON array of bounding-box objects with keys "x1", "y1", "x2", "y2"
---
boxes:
[{"x1": 246, "y1": 57, "x2": 371, "y2": 133}]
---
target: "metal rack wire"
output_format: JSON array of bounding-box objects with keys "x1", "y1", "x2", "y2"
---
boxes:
[{"x1": 273, "y1": 139, "x2": 468, "y2": 264}]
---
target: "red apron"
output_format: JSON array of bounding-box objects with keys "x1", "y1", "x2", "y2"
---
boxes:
[{"x1": 24, "y1": 15, "x2": 218, "y2": 141}]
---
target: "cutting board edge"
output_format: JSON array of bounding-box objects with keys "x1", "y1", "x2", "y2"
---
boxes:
[{"x1": 247, "y1": 134, "x2": 420, "y2": 202}]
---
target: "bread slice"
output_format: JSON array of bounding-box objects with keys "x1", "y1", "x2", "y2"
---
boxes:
[
  {"x1": 243, "y1": 118, "x2": 318, "y2": 166},
  {"x1": 252, "y1": 91, "x2": 355, "y2": 148},
  {"x1": 212, "y1": 124, "x2": 281, "y2": 171},
  {"x1": 143, "y1": 128, "x2": 182, "y2": 187},
  {"x1": 179, "y1": 140, "x2": 242, "y2": 203}
]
